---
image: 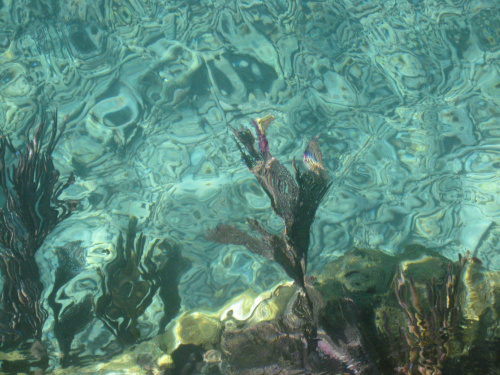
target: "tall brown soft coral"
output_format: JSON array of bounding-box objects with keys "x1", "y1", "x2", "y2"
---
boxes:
[
  {"x1": 208, "y1": 118, "x2": 330, "y2": 292},
  {"x1": 0, "y1": 112, "x2": 77, "y2": 347},
  {"x1": 382, "y1": 253, "x2": 469, "y2": 374},
  {"x1": 95, "y1": 216, "x2": 189, "y2": 347},
  {"x1": 207, "y1": 116, "x2": 331, "y2": 359}
]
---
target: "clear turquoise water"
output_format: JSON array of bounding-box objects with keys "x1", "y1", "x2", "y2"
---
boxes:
[{"x1": 0, "y1": 0, "x2": 499, "y2": 373}]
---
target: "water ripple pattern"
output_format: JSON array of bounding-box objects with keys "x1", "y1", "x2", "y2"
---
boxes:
[{"x1": 1, "y1": 0, "x2": 500, "y2": 354}]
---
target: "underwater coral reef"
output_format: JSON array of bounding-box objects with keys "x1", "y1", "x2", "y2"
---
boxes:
[{"x1": 0, "y1": 114, "x2": 498, "y2": 375}]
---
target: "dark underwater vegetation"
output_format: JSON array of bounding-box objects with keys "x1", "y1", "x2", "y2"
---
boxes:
[
  {"x1": 0, "y1": 113, "x2": 189, "y2": 373},
  {"x1": 0, "y1": 113, "x2": 77, "y2": 350},
  {"x1": 0, "y1": 114, "x2": 498, "y2": 374}
]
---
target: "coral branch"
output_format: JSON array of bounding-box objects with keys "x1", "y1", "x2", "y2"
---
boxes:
[
  {"x1": 209, "y1": 116, "x2": 331, "y2": 360},
  {"x1": 95, "y1": 216, "x2": 189, "y2": 346},
  {"x1": 0, "y1": 112, "x2": 77, "y2": 347},
  {"x1": 206, "y1": 222, "x2": 275, "y2": 261},
  {"x1": 220, "y1": 118, "x2": 331, "y2": 290},
  {"x1": 388, "y1": 254, "x2": 469, "y2": 374}
]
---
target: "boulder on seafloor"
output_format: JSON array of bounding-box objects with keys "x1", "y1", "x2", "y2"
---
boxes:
[
  {"x1": 149, "y1": 283, "x2": 305, "y2": 373},
  {"x1": 317, "y1": 247, "x2": 398, "y2": 295},
  {"x1": 459, "y1": 260, "x2": 500, "y2": 353},
  {"x1": 155, "y1": 282, "x2": 297, "y2": 353},
  {"x1": 316, "y1": 245, "x2": 450, "y2": 296},
  {"x1": 462, "y1": 260, "x2": 500, "y2": 330}
]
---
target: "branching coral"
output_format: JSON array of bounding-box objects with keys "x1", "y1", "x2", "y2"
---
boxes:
[
  {"x1": 95, "y1": 216, "x2": 189, "y2": 346},
  {"x1": 208, "y1": 117, "x2": 330, "y2": 291},
  {"x1": 207, "y1": 116, "x2": 331, "y2": 360},
  {"x1": 0, "y1": 112, "x2": 77, "y2": 347},
  {"x1": 386, "y1": 253, "x2": 469, "y2": 374}
]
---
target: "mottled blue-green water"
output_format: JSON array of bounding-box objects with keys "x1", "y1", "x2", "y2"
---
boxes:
[{"x1": 0, "y1": 0, "x2": 499, "y2": 373}]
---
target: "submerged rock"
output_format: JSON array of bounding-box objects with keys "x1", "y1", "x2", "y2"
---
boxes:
[{"x1": 317, "y1": 247, "x2": 398, "y2": 295}]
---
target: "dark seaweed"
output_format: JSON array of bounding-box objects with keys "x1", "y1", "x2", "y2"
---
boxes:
[
  {"x1": 0, "y1": 111, "x2": 77, "y2": 348},
  {"x1": 94, "y1": 216, "x2": 189, "y2": 346},
  {"x1": 208, "y1": 121, "x2": 331, "y2": 292}
]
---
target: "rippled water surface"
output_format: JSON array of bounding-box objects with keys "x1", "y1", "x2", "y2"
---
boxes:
[{"x1": 0, "y1": 0, "x2": 499, "y2": 372}]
